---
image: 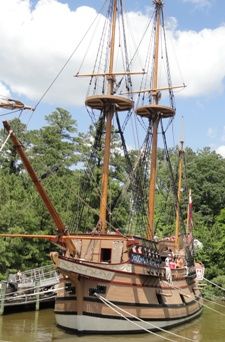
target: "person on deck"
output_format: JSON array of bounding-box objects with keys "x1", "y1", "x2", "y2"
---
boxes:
[
  {"x1": 176, "y1": 255, "x2": 184, "y2": 268},
  {"x1": 165, "y1": 256, "x2": 172, "y2": 284},
  {"x1": 16, "y1": 270, "x2": 22, "y2": 282}
]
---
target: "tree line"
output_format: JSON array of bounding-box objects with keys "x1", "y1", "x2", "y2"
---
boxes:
[{"x1": 0, "y1": 107, "x2": 224, "y2": 297}]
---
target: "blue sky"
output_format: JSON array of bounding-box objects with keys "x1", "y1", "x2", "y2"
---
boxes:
[{"x1": 1, "y1": 0, "x2": 225, "y2": 155}]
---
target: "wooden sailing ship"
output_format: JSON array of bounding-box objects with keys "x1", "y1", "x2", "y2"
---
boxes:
[{"x1": 0, "y1": 0, "x2": 203, "y2": 334}]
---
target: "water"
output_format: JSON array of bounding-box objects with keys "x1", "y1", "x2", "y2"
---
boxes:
[{"x1": 0, "y1": 302, "x2": 224, "y2": 342}]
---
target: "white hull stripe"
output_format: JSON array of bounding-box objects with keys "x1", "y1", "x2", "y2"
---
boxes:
[
  {"x1": 59, "y1": 259, "x2": 115, "y2": 281},
  {"x1": 55, "y1": 308, "x2": 202, "y2": 333}
]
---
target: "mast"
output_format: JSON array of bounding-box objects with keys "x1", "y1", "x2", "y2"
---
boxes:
[
  {"x1": 98, "y1": 0, "x2": 116, "y2": 233},
  {"x1": 135, "y1": 0, "x2": 175, "y2": 240},
  {"x1": 85, "y1": 0, "x2": 133, "y2": 233},
  {"x1": 147, "y1": 0, "x2": 161, "y2": 240},
  {"x1": 0, "y1": 97, "x2": 33, "y2": 111},
  {"x1": 175, "y1": 140, "x2": 184, "y2": 250},
  {"x1": 2, "y1": 120, "x2": 76, "y2": 256}
]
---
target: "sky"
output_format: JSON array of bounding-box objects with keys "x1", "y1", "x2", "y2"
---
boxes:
[{"x1": 1, "y1": 0, "x2": 225, "y2": 155}]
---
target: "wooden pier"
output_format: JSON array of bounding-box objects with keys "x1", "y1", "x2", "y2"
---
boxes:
[{"x1": 0, "y1": 264, "x2": 59, "y2": 314}]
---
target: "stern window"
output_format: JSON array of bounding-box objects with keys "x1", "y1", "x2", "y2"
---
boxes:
[{"x1": 101, "y1": 248, "x2": 111, "y2": 263}]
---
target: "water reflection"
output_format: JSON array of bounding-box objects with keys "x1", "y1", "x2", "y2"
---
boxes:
[{"x1": 0, "y1": 302, "x2": 224, "y2": 342}]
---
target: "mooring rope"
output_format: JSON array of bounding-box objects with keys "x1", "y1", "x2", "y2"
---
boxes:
[
  {"x1": 163, "y1": 280, "x2": 225, "y2": 317},
  {"x1": 203, "y1": 277, "x2": 225, "y2": 291},
  {"x1": 203, "y1": 297, "x2": 225, "y2": 308},
  {"x1": 95, "y1": 293, "x2": 194, "y2": 342},
  {"x1": 202, "y1": 302, "x2": 225, "y2": 317}
]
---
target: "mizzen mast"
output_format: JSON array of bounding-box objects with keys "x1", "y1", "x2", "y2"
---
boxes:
[
  {"x1": 135, "y1": 0, "x2": 175, "y2": 240},
  {"x1": 175, "y1": 140, "x2": 184, "y2": 250},
  {"x1": 84, "y1": 0, "x2": 133, "y2": 233}
]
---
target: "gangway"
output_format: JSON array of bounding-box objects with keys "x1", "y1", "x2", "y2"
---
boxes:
[{"x1": 0, "y1": 264, "x2": 59, "y2": 314}]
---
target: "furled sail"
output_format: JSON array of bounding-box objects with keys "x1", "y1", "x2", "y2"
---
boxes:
[{"x1": 0, "y1": 97, "x2": 33, "y2": 110}]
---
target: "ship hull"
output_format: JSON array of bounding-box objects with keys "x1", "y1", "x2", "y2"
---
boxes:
[{"x1": 51, "y1": 243, "x2": 203, "y2": 335}]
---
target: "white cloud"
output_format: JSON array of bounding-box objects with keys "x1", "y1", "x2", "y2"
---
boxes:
[
  {"x1": 216, "y1": 145, "x2": 225, "y2": 158},
  {"x1": 167, "y1": 26, "x2": 225, "y2": 97},
  {"x1": 182, "y1": 0, "x2": 212, "y2": 9},
  {"x1": 220, "y1": 126, "x2": 225, "y2": 142},
  {"x1": 0, "y1": 83, "x2": 11, "y2": 98},
  {"x1": 165, "y1": 17, "x2": 178, "y2": 31},
  {"x1": 207, "y1": 127, "x2": 216, "y2": 138},
  {"x1": 0, "y1": 0, "x2": 225, "y2": 108},
  {"x1": 0, "y1": 0, "x2": 100, "y2": 106}
]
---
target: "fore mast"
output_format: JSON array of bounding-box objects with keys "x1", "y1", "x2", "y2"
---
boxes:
[
  {"x1": 83, "y1": 0, "x2": 133, "y2": 233},
  {"x1": 135, "y1": 0, "x2": 175, "y2": 240}
]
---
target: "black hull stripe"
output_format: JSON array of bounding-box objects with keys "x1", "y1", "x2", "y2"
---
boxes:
[
  {"x1": 56, "y1": 296, "x2": 77, "y2": 301},
  {"x1": 54, "y1": 306, "x2": 203, "y2": 322},
  {"x1": 55, "y1": 295, "x2": 202, "y2": 309}
]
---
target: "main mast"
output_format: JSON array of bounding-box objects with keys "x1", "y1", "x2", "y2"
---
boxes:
[
  {"x1": 135, "y1": 0, "x2": 175, "y2": 240},
  {"x1": 85, "y1": 0, "x2": 133, "y2": 233}
]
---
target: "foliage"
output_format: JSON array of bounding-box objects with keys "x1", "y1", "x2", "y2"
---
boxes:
[
  {"x1": 0, "y1": 109, "x2": 224, "y2": 298},
  {"x1": 201, "y1": 275, "x2": 225, "y2": 299}
]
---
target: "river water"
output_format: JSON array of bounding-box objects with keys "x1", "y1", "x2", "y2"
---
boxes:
[{"x1": 0, "y1": 302, "x2": 224, "y2": 342}]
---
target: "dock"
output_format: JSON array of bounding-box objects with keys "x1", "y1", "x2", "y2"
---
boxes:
[{"x1": 0, "y1": 264, "x2": 59, "y2": 314}]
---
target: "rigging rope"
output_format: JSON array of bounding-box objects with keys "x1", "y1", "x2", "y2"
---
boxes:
[
  {"x1": 160, "y1": 119, "x2": 188, "y2": 237},
  {"x1": 135, "y1": 5, "x2": 156, "y2": 109},
  {"x1": 118, "y1": 0, "x2": 133, "y2": 95},
  {"x1": 0, "y1": 109, "x2": 24, "y2": 117},
  {"x1": 75, "y1": 113, "x2": 106, "y2": 230},
  {"x1": 110, "y1": 116, "x2": 152, "y2": 229},
  {"x1": 115, "y1": 112, "x2": 132, "y2": 172},
  {"x1": 28, "y1": 0, "x2": 108, "y2": 125},
  {"x1": 115, "y1": 8, "x2": 154, "y2": 97},
  {"x1": 161, "y1": 9, "x2": 175, "y2": 110},
  {"x1": 95, "y1": 293, "x2": 194, "y2": 341},
  {"x1": 0, "y1": 130, "x2": 12, "y2": 153},
  {"x1": 85, "y1": 1, "x2": 111, "y2": 96},
  {"x1": 160, "y1": 121, "x2": 178, "y2": 208},
  {"x1": 72, "y1": 181, "x2": 126, "y2": 236},
  {"x1": 110, "y1": 114, "x2": 143, "y2": 215}
]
